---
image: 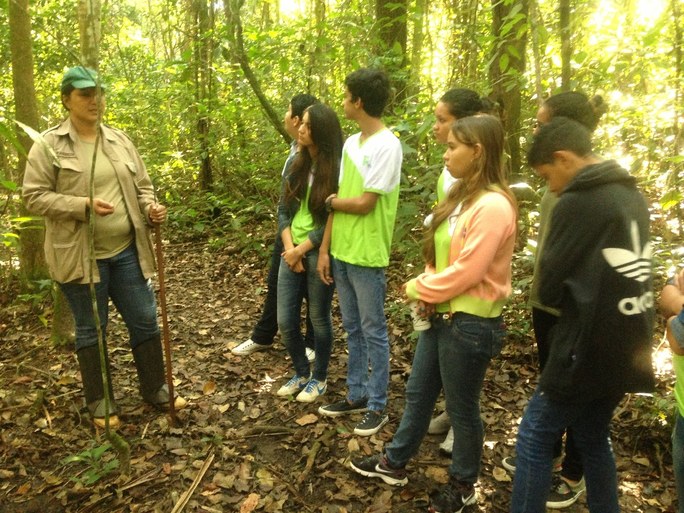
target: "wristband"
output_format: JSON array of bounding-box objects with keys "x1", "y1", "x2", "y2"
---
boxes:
[{"x1": 325, "y1": 194, "x2": 337, "y2": 212}]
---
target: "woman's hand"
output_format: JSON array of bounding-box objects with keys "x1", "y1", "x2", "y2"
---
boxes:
[
  {"x1": 283, "y1": 246, "x2": 304, "y2": 272},
  {"x1": 87, "y1": 198, "x2": 114, "y2": 216},
  {"x1": 149, "y1": 203, "x2": 167, "y2": 224}
]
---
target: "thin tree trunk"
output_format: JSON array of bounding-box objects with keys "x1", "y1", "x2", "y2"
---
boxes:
[
  {"x1": 560, "y1": 0, "x2": 571, "y2": 91},
  {"x1": 375, "y1": 0, "x2": 408, "y2": 104},
  {"x1": 408, "y1": 0, "x2": 427, "y2": 97},
  {"x1": 488, "y1": 0, "x2": 529, "y2": 178},
  {"x1": 224, "y1": 0, "x2": 289, "y2": 142},
  {"x1": 529, "y1": 0, "x2": 544, "y2": 105}
]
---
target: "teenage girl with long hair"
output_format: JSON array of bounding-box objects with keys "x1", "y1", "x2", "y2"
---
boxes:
[
  {"x1": 275, "y1": 103, "x2": 343, "y2": 403},
  {"x1": 351, "y1": 114, "x2": 517, "y2": 513},
  {"x1": 427, "y1": 88, "x2": 494, "y2": 448}
]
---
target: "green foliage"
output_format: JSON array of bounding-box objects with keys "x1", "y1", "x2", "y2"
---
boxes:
[{"x1": 60, "y1": 442, "x2": 120, "y2": 485}]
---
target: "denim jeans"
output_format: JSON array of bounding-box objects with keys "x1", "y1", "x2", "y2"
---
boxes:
[
  {"x1": 332, "y1": 258, "x2": 389, "y2": 412},
  {"x1": 673, "y1": 413, "x2": 684, "y2": 513},
  {"x1": 532, "y1": 307, "x2": 583, "y2": 481},
  {"x1": 59, "y1": 244, "x2": 159, "y2": 351},
  {"x1": 277, "y1": 250, "x2": 334, "y2": 381},
  {"x1": 251, "y1": 234, "x2": 314, "y2": 348},
  {"x1": 385, "y1": 313, "x2": 505, "y2": 484},
  {"x1": 511, "y1": 389, "x2": 623, "y2": 513}
]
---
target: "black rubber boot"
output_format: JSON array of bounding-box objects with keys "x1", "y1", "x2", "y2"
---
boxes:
[
  {"x1": 132, "y1": 334, "x2": 169, "y2": 408},
  {"x1": 76, "y1": 344, "x2": 117, "y2": 425}
]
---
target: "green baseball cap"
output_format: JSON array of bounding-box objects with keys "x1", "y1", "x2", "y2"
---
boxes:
[{"x1": 60, "y1": 66, "x2": 106, "y2": 93}]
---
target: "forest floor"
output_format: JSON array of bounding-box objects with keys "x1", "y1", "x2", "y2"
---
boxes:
[{"x1": 0, "y1": 232, "x2": 679, "y2": 513}]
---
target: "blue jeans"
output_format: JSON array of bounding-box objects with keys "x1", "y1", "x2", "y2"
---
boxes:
[
  {"x1": 385, "y1": 313, "x2": 505, "y2": 484},
  {"x1": 277, "y1": 250, "x2": 334, "y2": 381},
  {"x1": 673, "y1": 413, "x2": 684, "y2": 513},
  {"x1": 332, "y1": 258, "x2": 389, "y2": 412},
  {"x1": 532, "y1": 307, "x2": 583, "y2": 481},
  {"x1": 511, "y1": 389, "x2": 623, "y2": 513},
  {"x1": 59, "y1": 244, "x2": 159, "y2": 351},
  {"x1": 251, "y1": 234, "x2": 314, "y2": 348}
]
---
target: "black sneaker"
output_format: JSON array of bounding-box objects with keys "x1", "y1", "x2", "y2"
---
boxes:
[
  {"x1": 354, "y1": 410, "x2": 389, "y2": 436},
  {"x1": 318, "y1": 398, "x2": 368, "y2": 417},
  {"x1": 350, "y1": 453, "x2": 408, "y2": 486},
  {"x1": 428, "y1": 479, "x2": 477, "y2": 513},
  {"x1": 546, "y1": 475, "x2": 585, "y2": 509},
  {"x1": 502, "y1": 455, "x2": 563, "y2": 473}
]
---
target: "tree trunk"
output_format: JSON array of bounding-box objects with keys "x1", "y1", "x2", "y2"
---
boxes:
[
  {"x1": 408, "y1": 0, "x2": 427, "y2": 97},
  {"x1": 194, "y1": 0, "x2": 214, "y2": 191},
  {"x1": 9, "y1": 0, "x2": 45, "y2": 282},
  {"x1": 10, "y1": 0, "x2": 74, "y2": 344},
  {"x1": 488, "y1": 0, "x2": 529, "y2": 178},
  {"x1": 224, "y1": 0, "x2": 289, "y2": 142},
  {"x1": 78, "y1": 0, "x2": 101, "y2": 66},
  {"x1": 375, "y1": 0, "x2": 408, "y2": 105},
  {"x1": 447, "y1": 0, "x2": 480, "y2": 86},
  {"x1": 529, "y1": 0, "x2": 544, "y2": 105},
  {"x1": 560, "y1": 0, "x2": 571, "y2": 91}
]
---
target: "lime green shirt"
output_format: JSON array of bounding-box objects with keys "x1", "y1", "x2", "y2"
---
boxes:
[
  {"x1": 433, "y1": 215, "x2": 452, "y2": 313},
  {"x1": 675, "y1": 354, "x2": 684, "y2": 417},
  {"x1": 330, "y1": 129, "x2": 402, "y2": 268},
  {"x1": 291, "y1": 184, "x2": 314, "y2": 245}
]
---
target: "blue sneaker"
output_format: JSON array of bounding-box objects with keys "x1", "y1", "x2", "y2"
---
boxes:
[
  {"x1": 276, "y1": 374, "x2": 309, "y2": 397},
  {"x1": 296, "y1": 379, "x2": 327, "y2": 402}
]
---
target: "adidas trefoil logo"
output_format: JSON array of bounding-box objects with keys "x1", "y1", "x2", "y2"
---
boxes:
[{"x1": 602, "y1": 220, "x2": 652, "y2": 316}]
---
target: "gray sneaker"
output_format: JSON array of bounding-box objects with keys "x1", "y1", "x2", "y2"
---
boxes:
[
  {"x1": 439, "y1": 427, "x2": 454, "y2": 455},
  {"x1": 428, "y1": 411, "x2": 451, "y2": 434}
]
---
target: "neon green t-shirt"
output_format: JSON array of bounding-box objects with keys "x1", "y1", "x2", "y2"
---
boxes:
[
  {"x1": 330, "y1": 128, "x2": 402, "y2": 268},
  {"x1": 291, "y1": 184, "x2": 314, "y2": 245},
  {"x1": 432, "y1": 203, "x2": 463, "y2": 313}
]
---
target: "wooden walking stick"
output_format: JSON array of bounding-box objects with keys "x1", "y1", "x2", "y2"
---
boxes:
[{"x1": 152, "y1": 202, "x2": 177, "y2": 426}]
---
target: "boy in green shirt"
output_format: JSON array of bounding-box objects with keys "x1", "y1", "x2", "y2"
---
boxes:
[{"x1": 317, "y1": 68, "x2": 402, "y2": 436}]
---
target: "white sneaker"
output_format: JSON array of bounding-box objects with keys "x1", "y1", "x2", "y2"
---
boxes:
[
  {"x1": 428, "y1": 411, "x2": 451, "y2": 434},
  {"x1": 305, "y1": 347, "x2": 316, "y2": 362},
  {"x1": 439, "y1": 427, "x2": 454, "y2": 455},
  {"x1": 276, "y1": 374, "x2": 309, "y2": 396},
  {"x1": 296, "y1": 379, "x2": 327, "y2": 402},
  {"x1": 231, "y1": 339, "x2": 269, "y2": 356}
]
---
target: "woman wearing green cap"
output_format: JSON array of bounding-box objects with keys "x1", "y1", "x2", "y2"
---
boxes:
[{"x1": 22, "y1": 66, "x2": 185, "y2": 428}]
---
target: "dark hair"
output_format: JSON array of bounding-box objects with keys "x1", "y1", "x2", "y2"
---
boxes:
[
  {"x1": 527, "y1": 117, "x2": 593, "y2": 167},
  {"x1": 290, "y1": 93, "x2": 319, "y2": 119},
  {"x1": 286, "y1": 104, "x2": 343, "y2": 226},
  {"x1": 423, "y1": 114, "x2": 517, "y2": 265},
  {"x1": 440, "y1": 88, "x2": 484, "y2": 118},
  {"x1": 544, "y1": 92, "x2": 607, "y2": 132},
  {"x1": 344, "y1": 68, "x2": 390, "y2": 118}
]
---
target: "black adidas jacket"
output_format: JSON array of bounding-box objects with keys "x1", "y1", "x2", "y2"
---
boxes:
[{"x1": 538, "y1": 160, "x2": 655, "y2": 403}]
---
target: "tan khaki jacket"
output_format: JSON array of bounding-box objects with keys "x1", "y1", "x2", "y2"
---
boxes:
[{"x1": 23, "y1": 118, "x2": 157, "y2": 284}]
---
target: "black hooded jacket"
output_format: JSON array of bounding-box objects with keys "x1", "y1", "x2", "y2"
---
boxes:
[{"x1": 538, "y1": 160, "x2": 655, "y2": 403}]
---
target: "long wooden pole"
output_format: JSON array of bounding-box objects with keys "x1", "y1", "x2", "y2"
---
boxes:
[{"x1": 154, "y1": 223, "x2": 177, "y2": 425}]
